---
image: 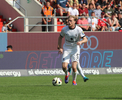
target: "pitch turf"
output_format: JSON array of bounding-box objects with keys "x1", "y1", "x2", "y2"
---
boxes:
[{"x1": 0, "y1": 74, "x2": 122, "y2": 100}]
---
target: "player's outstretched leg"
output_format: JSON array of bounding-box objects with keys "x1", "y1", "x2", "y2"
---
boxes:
[
  {"x1": 83, "y1": 77, "x2": 89, "y2": 82},
  {"x1": 77, "y1": 62, "x2": 89, "y2": 82}
]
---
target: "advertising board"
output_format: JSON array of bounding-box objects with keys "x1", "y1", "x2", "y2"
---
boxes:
[{"x1": 0, "y1": 50, "x2": 122, "y2": 77}]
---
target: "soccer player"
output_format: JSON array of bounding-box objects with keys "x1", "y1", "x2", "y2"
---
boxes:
[
  {"x1": 65, "y1": 18, "x2": 89, "y2": 82},
  {"x1": 57, "y1": 15, "x2": 88, "y2": 85}
]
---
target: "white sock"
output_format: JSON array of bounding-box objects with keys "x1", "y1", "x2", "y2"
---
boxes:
[
  {"x1": 72, "y1": 71, "x2": 77, "y2": 81},
  {"x1": 64, "y1": 70, "x2": 68, "y2": 76},
  {"x1": 77, "y1": 62, "x2": 85, "y2": 78},
  {"x1": 64, "y1": 67, "x2": 69, "y2": 76}
]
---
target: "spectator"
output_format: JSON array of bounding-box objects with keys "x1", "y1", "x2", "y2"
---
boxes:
[
  {"x1": 37, "y1": 0, "x2": 46, "y2": 5},
  {"x1": 78, "y1": 3, "x2": 89, "y2": 16},
  {"x1": 89, "y1": 0, "x2": 95, "y2": 9},
  {"x1": 117, "y1": 12, "x2": 122, "y2": 28},
  {"x1": 7, "y1": 17, "x2": 13, "y2": 32},
  {"x1": 88, "y1": 3, "x2": 94, "y2": 16},
  {"x1": 88, "y1": 12, "x2": 98, "y2": 31},
  {"x1": 90, "y1": 0, "x2": 101, "y2": 8},
  {"x1": 50, "y1": 0, "x2": 57, "y2": 8},
  {"x1": 100, "y1": 0, "x2": 107, "y2": 11},
  {"x1": 93, "y1": 3, "x2": 102, "y2": 18},
  {"x1": 41, "y1": 0, "x2": 54, "y2": 32},
  {"x1": 79, "y1": 0, "x2": 88, "y2": 5},
  {"x1": 108, "y1": 13, "x2": 120, "y2": 31},
  {"x1": 2, "y1": 21, "x2": 8, "y2": 32},
  {"x1": 104, "y1": 2, "x2": 114, "y2": 19},
  {"x1": 114, "y1": 4, "x2": 122, "y2": 15},
  {"x1": 70, "y1": 0, "x2": 79, "y2": 8},
  {"x1": 97, "y1": 12, "x2": 108, "y2": 31},
  {"x1": 67, "y1": 3, "x2": 79, "y2": 17},
  {"x1": 77, "y1": 14, "x2": 90, "y2": 31},
  {"x1": 56, "y1": 0, "x2": 69, "y2": 16},
  {"x1": 79, "y1": 0, "x2": 88, "y2": 8},
  {"x1": 113, "y1": 0, "x2": 122, "y2": 8},
  {"x1": 106, "y1": 0, "x2": 114, "y2": 8},
  {"x1": 5, "y1": 45, "x2": 13, "y2": 52},
  {"x1": 94, "y1": 0, "x2": 101, "y2": 4},
  {"x1": 67, "y1": 0, "x2": 72, "y2": 8}
]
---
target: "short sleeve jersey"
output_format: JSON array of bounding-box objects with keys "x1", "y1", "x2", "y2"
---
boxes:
[
  {"x1": 88, "y1": 18, "x2": 98, "y2": 29},
  {"x1": 2, "y1": 26, "x2": 8, "y2": 32},
  {"x1": 98, "y1": 18, "x2": 107, "y2": 27},
  {"x1": 68, "y1": 7, "x2": 79, "y2": 16},
  {"x1": 104, "y1": 8, "x2": 114, "y2": 17},
  {"x1": 78, "y1": 8, "x2": 88, "y2": 16},
  {"x1": 93, "y1": 9, "x2": 102, "y2": 18},
  {"x1": 60, "y1": 25, "x2": 85, "y2": 47}
]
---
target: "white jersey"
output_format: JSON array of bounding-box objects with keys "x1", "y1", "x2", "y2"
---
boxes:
[
  {"x1": 60, "y1": 25, "x2": 85, "y2": 49},
  {"x1": 2, "y1": 26, "x2": 8, "y2": 32},
  {"x1": 93, "y1": 9, "x2": 102, "y2": 18},
  {"x1": 88, "y1": 17, "x2": 98, "y2": 29},
  {"x1": 68, "y1": 7, "x2": 79, "y2": 16}
]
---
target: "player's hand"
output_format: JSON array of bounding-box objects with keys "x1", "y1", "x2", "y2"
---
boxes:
[
  {"x1": 77, "y1": 41, "x2": 82, "y2": 46},
  {"x1": 58, "y1": 48, "x2": 63, "y2": 54}
]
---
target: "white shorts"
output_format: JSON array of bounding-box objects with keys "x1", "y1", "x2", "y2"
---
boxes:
[{"x1": 62, "y1": 45, "x2": 80, "y2": 63}]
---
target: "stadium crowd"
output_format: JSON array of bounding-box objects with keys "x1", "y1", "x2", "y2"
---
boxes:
[
  {"x1": 1, "y1": 0, "x2": 20, "y2": 32},
  {"x1": 2, "y1": 17, "x2": 13, "y2": 32},
  {"x1": 38, "y1": 0, "x2": 122, "y2": 31}
]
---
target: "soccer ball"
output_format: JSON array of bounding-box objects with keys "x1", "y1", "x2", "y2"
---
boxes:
[{"x1": 52, "y1": 77, "x2": 62, "y2": 86}]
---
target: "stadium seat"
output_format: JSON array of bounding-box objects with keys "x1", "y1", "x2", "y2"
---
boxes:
[{"x1": 0, "y1": 18, "x2": 2, "y2": 21}]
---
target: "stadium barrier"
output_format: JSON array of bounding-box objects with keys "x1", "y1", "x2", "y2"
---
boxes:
[{"x1": 6, "y1": 16, "x2": 110, "y2": 32}]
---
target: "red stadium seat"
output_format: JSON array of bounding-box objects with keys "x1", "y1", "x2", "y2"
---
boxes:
[{"x1": 0, "y1": 22, "x2": 3, "y2": 25}]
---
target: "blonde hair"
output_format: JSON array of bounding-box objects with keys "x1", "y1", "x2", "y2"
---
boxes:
[{"x1": 68, "y1": 15, "x2": 78, "y2": 21}]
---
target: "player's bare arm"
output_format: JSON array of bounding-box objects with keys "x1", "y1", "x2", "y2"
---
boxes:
[
  {"x1": 57, "y1": 35, "x2": 63, "y2": 54},
  {"x1": 77, "y1": 36, "x2": 88, "y2": 46}
]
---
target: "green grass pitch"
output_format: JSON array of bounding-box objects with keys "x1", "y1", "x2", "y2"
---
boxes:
[{"x1": 0, "y1": 74, "x2": 122, "y2": 100}]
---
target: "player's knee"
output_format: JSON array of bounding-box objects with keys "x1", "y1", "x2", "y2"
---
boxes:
[
  {"x1": 72, "y1": 67, "x2": 77, "y2": 72},
  {"x1": 72, "y1": 62, "x2": 77, "y2": 72},
  {"x1": 62, "y1": 62, "x2": 68, "y2": 70}
]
